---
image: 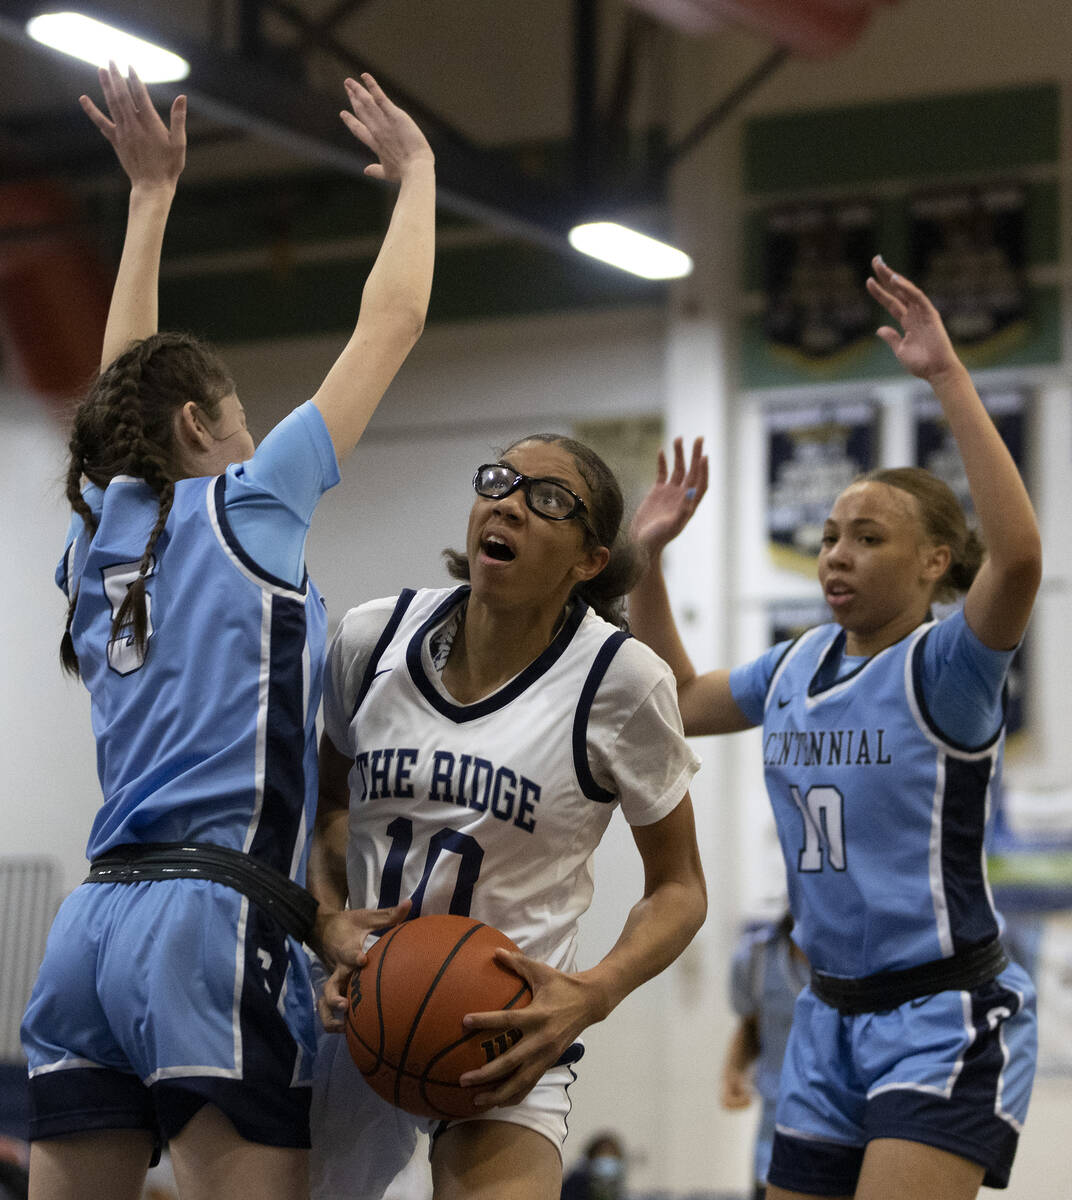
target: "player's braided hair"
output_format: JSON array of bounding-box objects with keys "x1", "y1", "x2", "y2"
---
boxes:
[
  {"x1": 60, "y1": 332, "x2": 234, "y2": 676},
  {"x1": 442, "y1": 433, "x2": 644, "y2": 630},
  {"x1": 859, "y1": 466, "x2": 985, "y2": 603}
]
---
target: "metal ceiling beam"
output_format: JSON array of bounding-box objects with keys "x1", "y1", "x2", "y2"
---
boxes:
[
  {"x1": 260, "y1": 0, "x2": 506, "y2": 167},
  {"x1": 661, "y1": 43, "x2": 788, "y2": 168},
  {"x1": 0, "y1": 1, "x2": 585, "y2": 254},
  {"x1": 573, "y1": 0, "x2": 598, "y2": 196},
  {"x1": 287, "y1": 0, "x2": 378, "y2": 56}
]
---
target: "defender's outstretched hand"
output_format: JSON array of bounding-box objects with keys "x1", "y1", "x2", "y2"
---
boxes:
[
  {"x1": 866, "y1": 255, "x2": 962, "y2": 384},
  {"x1": 80, "y1": 61, "x2": 186, "y2": 189},
  {"x1": 629, "y1": 436, "x2": 708, "y2": 561},
  {"x1": 340, "y1": 73, "x2": 433, "y2": 182}
]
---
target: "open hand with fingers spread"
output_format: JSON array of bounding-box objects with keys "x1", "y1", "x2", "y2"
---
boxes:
[
  {"x1": 340, "y1": 73, "x2": 434, "y2": 183},
  {"x1": 629, "y1": 435, "x2": 709, "y2": 562},
  {"x1": 79, "y1": 61, "x2": 186, "y2": 192},
  {"x1": 457, "y1": 947, "x2": 602, "y2": 1109},
  {"x1": 866, "y1": 254, "x2": 964, "y2": 384}
]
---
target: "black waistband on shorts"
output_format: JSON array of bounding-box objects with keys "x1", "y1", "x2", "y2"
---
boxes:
[
  {"x1": 86, "y1": 841, "x2": 318, "y2": 945},
  {"x1": 809, "y1": 938, "x2": 1009, "y2": 1015}
]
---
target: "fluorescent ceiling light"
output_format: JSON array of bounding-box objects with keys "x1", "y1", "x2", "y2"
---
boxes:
[
  {"x1": 568, "y1": 221, "x2": 693, "y2": 280},
  {"x1": 26, "y1": 12, "x2": 190, "y2": 82}
]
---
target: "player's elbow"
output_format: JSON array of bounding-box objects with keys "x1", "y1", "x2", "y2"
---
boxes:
[
  {"x1": 671, "y1": 872, "x2": 708, "y2": 946},
  {"x1": 396, "y1": 302, "x2": 427, "y2": 346},
  {"x1": 687, "y1": 879, "x2": 708, "y2": 939},
  {"x1": 993, "y1": 540, "x2": 1043, "y2": 603},
  {"x1": 360, "y1": 284, "x2": 428, "y2": 347}
]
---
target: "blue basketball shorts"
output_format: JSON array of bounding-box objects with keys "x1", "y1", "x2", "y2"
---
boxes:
[
  {"x1": 21, "y1": 878, "x2": 317, "y2": 1149},
  {"x1": 768, "y1": 962, "x2": 1037, "y2": 1195}
]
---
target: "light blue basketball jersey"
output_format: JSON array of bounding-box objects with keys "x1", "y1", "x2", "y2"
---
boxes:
[
  {"x1": 56, "y1": 403, "x2": 336, "y2": 881},
  {"x1": 732, "y1": 619, "x2": 1007, "y2": 977}
]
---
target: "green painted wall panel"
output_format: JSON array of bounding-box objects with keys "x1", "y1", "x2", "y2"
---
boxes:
[{"x1": 744, "y1": 85, "x2": 1059, "y2": 194}]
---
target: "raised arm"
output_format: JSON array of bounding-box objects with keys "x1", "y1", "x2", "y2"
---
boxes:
[
  {"x1": 457, "y1": 794, "x2": 708, "y2": 1109},
  {"x1": 80, "y1": 63, "x2": 186, "y2": 370},
  {"x1": 311, "y1": 74, "x2": 436, "y2": 462},
  {"x1": 628, "y1": 437, "x2": 754, "y2": 736},
  {"x1": 867, "y1": 256, "x2": 1042, "y2": 649}
]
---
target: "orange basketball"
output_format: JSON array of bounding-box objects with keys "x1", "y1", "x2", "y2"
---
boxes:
[{"x1": 345, "y1": 914, "x2": 532, "y2": 1118}]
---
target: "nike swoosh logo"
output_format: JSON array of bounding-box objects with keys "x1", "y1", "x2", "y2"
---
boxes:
[
  {"x1": 372, "y1": 668, "x2": 391, "y2": 682},
  {"x1": 777, "y1": 697, "x2": 790, "y2": 708}
]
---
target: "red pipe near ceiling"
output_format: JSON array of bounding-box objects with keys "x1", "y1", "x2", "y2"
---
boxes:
[
  {"x1": 705, "y1": 0, "x2": 873, "y2": 55},
  {"x1": 627, "y1": 0, "x2": 898, "y2": 56},
  {"x1": 0, "y1": 182, "x2": 108, "y2": 406}
]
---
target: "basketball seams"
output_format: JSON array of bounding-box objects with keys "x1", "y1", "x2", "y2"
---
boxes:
[
  {"x1": 373, "y1": 922, "x2": 406, "y2": 1072},
  {"x1": 393, "y1": 921, "x2": 487, "y2": 1105},
  {"x1": 345, "y1": 914, "x2": 534, "y2": 1119},
  {"x1": 416, "y1": 980, "x2": 532, "y2": 1114},
  {"x1": 345, "y1": 920, "x2": 407, "y2": 1078},
  {"x1": 503, "y1": 983, "x2": 531, "y2": 1010}
]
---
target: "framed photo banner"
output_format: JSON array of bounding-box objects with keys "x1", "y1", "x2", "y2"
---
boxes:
[
  {"x1": 763, "y1": 199, "x2": 878, "y2": 365},
  {"x1": 767, "y1": 400, "x2": 878, "y2": 573}
]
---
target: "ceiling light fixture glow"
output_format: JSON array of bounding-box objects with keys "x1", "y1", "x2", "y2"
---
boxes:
[
  {"x1": 567, "y1": 221, "x2": 693, "y2": 280},
  {"x1": 26, "y1": 12, "x2": 190, "y2": 82}
]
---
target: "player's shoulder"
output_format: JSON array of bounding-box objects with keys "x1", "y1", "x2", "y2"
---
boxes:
[
  {"x1": 577, "y1": 609, "x2": 674, "y2": 697},
  {"x1": 331, "y1": 586, "x2": 456, "y2": 654},
  {"x1": 331, "y1": 593, "x2": 407, "y2": 658}
]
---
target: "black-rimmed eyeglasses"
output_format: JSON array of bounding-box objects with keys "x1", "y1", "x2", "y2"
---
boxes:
[{"x1": 473, "y1": 463, "x2": 593, "y2": 532}]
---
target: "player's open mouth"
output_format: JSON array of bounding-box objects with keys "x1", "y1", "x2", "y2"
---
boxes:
[
  {"x1": 825, "y1": 582, "x2": 854, "y2": 607},
  {"x1": 481, "y1": 533, "x2": 515, "y2": 562}
]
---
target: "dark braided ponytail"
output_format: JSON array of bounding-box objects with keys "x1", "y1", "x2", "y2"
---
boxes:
[{"x1": 61, "y1": 332, "x2": 234, "y2": 676}]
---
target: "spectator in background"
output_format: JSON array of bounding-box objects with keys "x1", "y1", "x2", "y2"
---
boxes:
[
  {"x1": 721, "y1": 913, "x2": 808, "y2": 1200},
  {"x1": 561, "y1": 1132, "x2": 627, "y2": 1200}
]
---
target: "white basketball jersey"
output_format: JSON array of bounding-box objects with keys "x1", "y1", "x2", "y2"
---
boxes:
[{"x1": 324, "y1": 586, "x2": 698, "y2": 973}]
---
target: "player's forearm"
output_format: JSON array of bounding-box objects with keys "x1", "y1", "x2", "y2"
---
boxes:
[
  {"x1": 357, "y1": 158, "x2": 436, "y2": 344},
  {"x1": 726, "y1": 1016, "x2": 760, "y2": 1070},
  {"x1": 932, "y1": 363, "x2": 1041, "y2": 580},
  {"x1": 100, "y1": 183, "x2": 176, "y2": 371},
  {"x1": 311, "y1": 159, "x2": 435, "y2": 458},
  {"x1": 306, "y1": 806, "x2": 350, "y2": 914},
  {"x1": 306, "y1": 808, "x2": 352, "y2": 963},
  {"x1": 576, "y1": 879, "x2": 707, "y2": 1023}
]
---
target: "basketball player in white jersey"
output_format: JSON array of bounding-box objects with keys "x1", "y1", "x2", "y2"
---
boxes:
[
  {"x1": 628, "y1": 256, "x2": 1041, "y2": 1200},
  {"x1": 21, "y1": 65, "x2": 433, "y2": 1200},
  {"x1": 308, "y1": 434, "x2": 708, "y2": 1200}
]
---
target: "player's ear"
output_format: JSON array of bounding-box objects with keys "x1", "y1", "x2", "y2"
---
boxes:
[
  {"x1": 921, "y1": 542, "x2": 951, "y2": 585},
  {"x1": 175, "y1": 401, "x2": 212, "y2": 452},
  {"x1": 572, "y1": 544, "x2": 610, "y2": 583}
]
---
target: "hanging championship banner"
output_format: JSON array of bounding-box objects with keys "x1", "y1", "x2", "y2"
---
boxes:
[
  {"x1": 914, "y1": 388, "x2": 1027, "y2": 515},
  {"x1": 767, "y1": 400, "x2": 877, "y2": 573},
  {"x1": 762, "y1": 199, "x2": 877, "y2": 364},
  {"x1": 907, "y1": 183, "x2": 1029, "y2": 355}
]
